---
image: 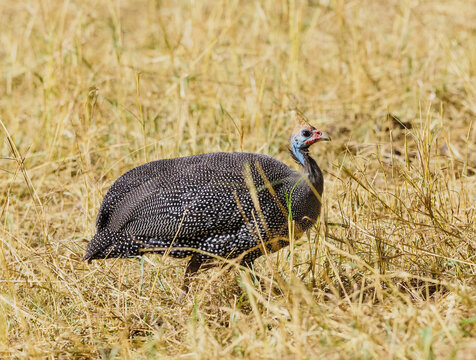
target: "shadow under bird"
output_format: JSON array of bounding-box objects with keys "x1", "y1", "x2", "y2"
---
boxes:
[{"x1": 84, "y1": 119, "x2": 330, "y2": 286}]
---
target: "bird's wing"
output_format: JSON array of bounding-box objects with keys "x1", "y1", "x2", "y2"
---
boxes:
[
  {"x1": 96, "y1": 153, "x2": 296, "y2": 238},
  {"x1": 95, "y1": 154, "x2": 227, "y2": 231},
  {"x1": 107, "y1": 175, "x2": 250, "y2": 239}
]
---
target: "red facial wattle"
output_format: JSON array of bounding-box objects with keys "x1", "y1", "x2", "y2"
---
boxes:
[{"x1": 304, "y1": 130, "x2": 322, "y2": 145}]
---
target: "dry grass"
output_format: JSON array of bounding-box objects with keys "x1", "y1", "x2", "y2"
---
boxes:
[{"x1": 1, "y1": 0, "x2": 475, "y2": 358}]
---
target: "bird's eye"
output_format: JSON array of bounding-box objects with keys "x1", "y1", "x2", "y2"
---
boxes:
[{"x1": 301, "y1": 129, "x2": 311, "y2": 137}]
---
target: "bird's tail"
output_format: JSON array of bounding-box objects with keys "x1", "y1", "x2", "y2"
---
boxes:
[{"x1": 83, "y1": 228, "x2": 138, "y2": 261}]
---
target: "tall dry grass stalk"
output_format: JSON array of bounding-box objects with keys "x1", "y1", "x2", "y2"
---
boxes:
[{"x1": 0, "y1": 0, "x2": 475, "y2": 358}]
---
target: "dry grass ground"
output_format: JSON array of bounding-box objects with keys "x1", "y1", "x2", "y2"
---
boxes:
[{"x1": 1, "y1": 0, "x2": 475, "y2": 358}]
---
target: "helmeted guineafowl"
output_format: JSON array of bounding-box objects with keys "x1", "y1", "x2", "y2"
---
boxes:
[{"x1": 84, "y1": 119, "x2": 330, "y2": 279}]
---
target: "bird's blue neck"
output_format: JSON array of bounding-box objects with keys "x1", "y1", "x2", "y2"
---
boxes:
[{"x1": 292, "y1": 143, "x2": 306, "y2": 166}]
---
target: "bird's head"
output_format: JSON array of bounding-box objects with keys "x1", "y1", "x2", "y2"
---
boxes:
[
  {"x1": 291, "y1": 125, "x2": 331, "y2": 150},
  {"x1": 290, "y1": 117, "x2": 330, "y2": 165}
]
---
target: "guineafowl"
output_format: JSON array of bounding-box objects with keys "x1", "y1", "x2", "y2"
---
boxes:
[{"x1": 84, "y1": 119, "x2": 330, "y2": 281}]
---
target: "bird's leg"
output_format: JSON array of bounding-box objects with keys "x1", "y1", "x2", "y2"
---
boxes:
[{"x1": 182, "y1": 254, "x2": 202, "y2": 293}]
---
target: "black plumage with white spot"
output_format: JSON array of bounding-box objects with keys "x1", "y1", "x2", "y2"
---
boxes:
[{"x1": 84, "y1": 122, "x2": 330, "y2": 273}]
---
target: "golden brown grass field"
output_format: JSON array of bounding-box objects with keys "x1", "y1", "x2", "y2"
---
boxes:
[{"x1": 1, "y1": 0, "x2": 475, "y2": 358}]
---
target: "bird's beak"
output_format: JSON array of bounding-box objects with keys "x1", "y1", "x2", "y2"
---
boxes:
[{"x1": 318, "y1": 131, "x2": 331, "y2": 141}]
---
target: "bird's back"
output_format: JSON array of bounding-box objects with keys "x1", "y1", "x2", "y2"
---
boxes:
[{"x1": 96, "y1": 152, "x2": 295, "y2": 230}]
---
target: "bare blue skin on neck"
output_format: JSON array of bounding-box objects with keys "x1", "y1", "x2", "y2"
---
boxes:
[{"x1": 291, "y1": 135, "x2": 306, "y2": 165}]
